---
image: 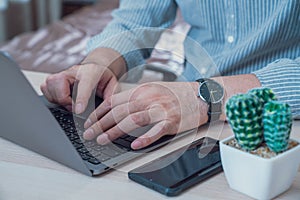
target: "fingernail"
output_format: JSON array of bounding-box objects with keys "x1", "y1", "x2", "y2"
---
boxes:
[
  {"x1": 84, "y1": 119, "x2": 92, "y2": 128},
  {"x1": 65, "y1": 105, "x2": 72, "y2": 112},
  {"x1": 83, "y1": 128, "x2": 95, "y2": 140},
  {"x1": 75, "y1": 103, "x2": 84, "y2": 114},
  {"x1": 97, "y1": 134, "x2": 110, "y2": 145},
  {"x1": 131, "y1": 140, "x2": 143, "y2": 149}
]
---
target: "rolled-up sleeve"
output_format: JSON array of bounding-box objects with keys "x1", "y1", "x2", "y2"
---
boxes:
[
  {"x1": 252, "y1": 57, "x2": 300, "y2": 118},
  {"x1": 87, "y1": 0, "x2": 177, "y2": 82}
]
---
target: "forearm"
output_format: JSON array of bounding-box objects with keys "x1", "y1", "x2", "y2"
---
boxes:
[
  {"x1": 81, "y1": 48, "x2": 127, "y2": 79},
  {"x1": 213, "y1": 74, "x2": 261, "y2": 121},
  {"x1": 192, "y1": 74, "x2": 261, "y2": 125},
  {"x1": 85, "y1": 1, "x2": 177, "y2": 82},
  {"x1": 253, "y1": 58, "x2": 300, "y2": 118}
]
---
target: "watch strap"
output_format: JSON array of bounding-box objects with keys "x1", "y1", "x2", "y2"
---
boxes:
[
  {"x1": 208, "y1": 102, "x2": 222, "y2": 123},
  {"x1": 196, "y1": 78, "x2": 223, "y2": 123},
  {"x1": 196, "y1": 78, "x2": 208, "y2": 84}
]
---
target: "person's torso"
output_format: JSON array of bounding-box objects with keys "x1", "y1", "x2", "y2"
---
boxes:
[{"x1": 175, "y1": 0, "x2": 300, "y2": 80}]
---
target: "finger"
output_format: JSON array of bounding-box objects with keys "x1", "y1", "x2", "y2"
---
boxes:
[
  {"x1": 41, "y1": 82, "x2": 74, "y2": 111},
  {"x1": 40, "y1": 82, "x2": 54, "y2": 103},
  {"x1": 95, "y1": 68, "x2": 118, "y2": 98},
  {"x1": 83, "y1": 109, "x2": 145, "y2": 141},
  {"x1": 83, "y1": 107, "x2": 130, "y2": 140},
  {"x1": 131, "y1": 121, "x2": 172, "y2": 150},
  {"x1": 74, "y1": 64, "x2": 121, "y2": 114},
  {"x1": 83, "y1": 97, "x2": 114, "y2": 129},
  {"x1": 95, "y1": 110, "x2": 153, "y2": 144},
  {"x1": 84, "y1": 91, "x2": 132, "y2": 128},
  {"x1": 84, "y1": 98, "x2": 155, "y2": 129},
  {"x1": 65, "y1": 105, "x2": 73, "y2": 112},
  {"x1": 74, "y1": 78, "x2": 96, "y2": 114},
  {"x1": 96, "y1": 105, "x2": 166, "y2": 145},
  {"x1": 45, "y1": 73, "x2": 74, "y2": 106},
  {"x1": 102, "y1": 75, "x2": 120, "y2": 99},
  {"x1": 73, "y1": 68, "x2": 101, "y2": 114},
  {"x1": 84, "y1": 109, "x2": 151, "y2": 142},
  {"x1": 83, "y1": 119, "x2": 104, "y2": 141},
  {"x1": 84, "y1": 103, "x2": 129, "y2": 132},
  {"x1": 83, "y1": 106, "x2": 124, "y2": 140}
]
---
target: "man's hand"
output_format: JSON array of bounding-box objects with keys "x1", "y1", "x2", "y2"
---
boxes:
[
  {"x1": 41, "y1": 63, "x2": 118, "y2": 113},
  {"x1": 41, "y1": 45, "x2": 261, "y2": 151},
  {"x1": 83, "y1": 82, "x2": 208, "y2": 150},
  {"x1": 40, "y1": 48, "x2": 126, "y2": 114},
  {"x1": 82, "y1": 74, "x2": 261, "y2": 150}
]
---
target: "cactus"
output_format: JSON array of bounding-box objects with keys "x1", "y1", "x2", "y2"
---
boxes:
[
  {"x1": 248, "y1": 88, "x2": 277, "y2": 105},
  {"x1": 263, "y1": 101, "x2": 292, "y2": 153},
  {"x1": 226, "y1": 93, "x2": 264, "y2": 151},
  {"x1": 226, "y1": 88, "x2": 293, "y2": 153}
]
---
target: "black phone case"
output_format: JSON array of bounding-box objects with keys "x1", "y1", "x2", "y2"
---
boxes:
[
  {"x1": 128, "y1": 137, "x2": 223, "y2": 196},
  {"x1": 128, "y1": 161, "x2": 222, "y2": 196}
]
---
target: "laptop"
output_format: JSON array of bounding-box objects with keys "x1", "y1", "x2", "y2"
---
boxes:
[{"x1": 0, "y1": 52, "x2": 196, "y2": 176}]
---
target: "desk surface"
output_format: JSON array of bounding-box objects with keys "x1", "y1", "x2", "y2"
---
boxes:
[{"x1": 1, "y1": 70, "x2": 299, "y2": 200}]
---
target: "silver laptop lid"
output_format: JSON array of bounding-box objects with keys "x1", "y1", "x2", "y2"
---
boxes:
[{"x1": 0, "y1": 52, "x2": 92, "y2": 176}]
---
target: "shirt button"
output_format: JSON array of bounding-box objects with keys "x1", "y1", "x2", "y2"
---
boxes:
[
  {"x1": 200, "y1": 67, "x2": 207, "y2": 75},
  {"x1": 227, "y1": 36, "x2": 234, "y2": 43}
]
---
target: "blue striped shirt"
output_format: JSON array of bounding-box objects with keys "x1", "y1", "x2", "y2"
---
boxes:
[{"x1": 87, "y1": 0, "x2": 300, "y2": 117}]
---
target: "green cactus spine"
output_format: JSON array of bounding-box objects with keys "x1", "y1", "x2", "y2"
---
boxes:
[
  {"x1": 263, "y1": 101, "x2": 292, "y2": 153},
  {"x1": 226, "y1": 94, "x2": 263, "y2": 151},
  {"x1": 248, "y1": 88, "x2": 277, "y2": 105}
]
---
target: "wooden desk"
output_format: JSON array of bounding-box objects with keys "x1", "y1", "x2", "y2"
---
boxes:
[{"x1": 0, "y1": 70, "x2": 299, "y2": 200}]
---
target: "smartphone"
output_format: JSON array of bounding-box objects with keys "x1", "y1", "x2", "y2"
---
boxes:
[{"x1": 128, "y1": 137, "x2": 222, "y2": 196}]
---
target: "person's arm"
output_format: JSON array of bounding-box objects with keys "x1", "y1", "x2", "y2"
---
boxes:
[
  {"x1": 83, "y1": 73, "x2": 261, "y2": 150},
  {"x1": 82, "y1": 61, "x2": 300, "y2": 150},
  {"x1": 211, "y1": 74, "x2": 261, "y2": 122},
  {"x1": 86, "y1": 0, "x2": 178, "y2": 82},
  {"x1": 213, "y1": 57, "x2": 300, "y2": 122},
  {"x1": 252, "y1": 57, "x2": 300, "y2": 118},
  {"x1": 41, "y1": 1, "x2": 178, "y2": 113},
  {"x1": 41, "y1": 48, "x2": 125, "y2": 114},
  {"x1": 81, "y1": 48, "x2": 126, "y2": 80}
]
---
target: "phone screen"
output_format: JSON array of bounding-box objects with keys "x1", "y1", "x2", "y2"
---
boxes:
[{"x1": 128, "y1": 137, "x2": 222, "y2": 196}]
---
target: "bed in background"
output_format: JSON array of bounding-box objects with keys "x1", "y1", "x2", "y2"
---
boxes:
[{"x1": 0, "y1": 1, "x2": 189, "y2": 82}]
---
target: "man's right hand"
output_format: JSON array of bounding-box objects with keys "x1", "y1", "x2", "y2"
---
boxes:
[{"x1": 40, "y1": 48, "x2": 126, "y2": 114}]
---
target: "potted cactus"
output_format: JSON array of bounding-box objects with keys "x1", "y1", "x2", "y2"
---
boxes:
[{"x1": 220, "y1": 88, "x2": 300, "y2": 200}]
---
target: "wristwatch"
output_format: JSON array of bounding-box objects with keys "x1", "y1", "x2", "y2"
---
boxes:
[{"x1": 196, "y1": 78, "x2": 224, "y2": 123}]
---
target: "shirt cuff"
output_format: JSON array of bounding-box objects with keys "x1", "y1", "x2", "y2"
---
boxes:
[{"x1": 252, "y1": 58, "x2": 300, "y2": 118}]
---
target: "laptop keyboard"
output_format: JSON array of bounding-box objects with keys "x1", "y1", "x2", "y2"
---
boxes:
[{"x1": 49, "y1": 107, "x2": 137, "y2": 165}]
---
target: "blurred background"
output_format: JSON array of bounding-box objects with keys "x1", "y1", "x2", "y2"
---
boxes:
[
  {"x1": 0, "y1": 0, "x2": 188, "y2": 82},
  {"x1": 0, "y1": 0, "x2": 99, "y2": 43}
]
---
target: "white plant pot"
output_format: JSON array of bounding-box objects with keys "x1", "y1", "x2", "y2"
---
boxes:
[{"x1": 220, "y1": 136, "x2": 300, "y2": 200}]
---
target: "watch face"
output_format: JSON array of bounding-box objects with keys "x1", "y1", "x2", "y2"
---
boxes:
[{"x1": 199, "y1": 80, "x2": 224, "y2": 103}]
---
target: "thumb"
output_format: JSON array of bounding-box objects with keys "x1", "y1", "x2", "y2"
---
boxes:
[{"x1": 103, "y1": 76, "x2": 120, "y2": 99}]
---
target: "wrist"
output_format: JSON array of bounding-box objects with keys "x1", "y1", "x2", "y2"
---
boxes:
[
  {"x1": 211, "y1": 74, "x2": 261, "y2": 121},
  {"x1": 192, "y1": 82, "x2": 209, "y2": 126},
  {"x1": 82, "y1": 48, "x2": 127, "y2": 79},
  {"x1": 195, "y1": 78, "x2": 225, "y2": 124}
]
